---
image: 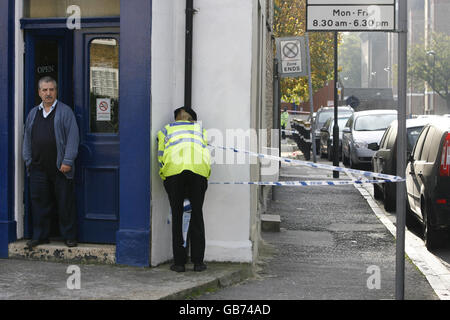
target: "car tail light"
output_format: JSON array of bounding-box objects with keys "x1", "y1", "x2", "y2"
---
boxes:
[
  {"x1": 437, "y1": 199, "x2": 447, "y2": 204},
  {"x1": 440, "y1": 133, "x2": 450, "y2": 177}
]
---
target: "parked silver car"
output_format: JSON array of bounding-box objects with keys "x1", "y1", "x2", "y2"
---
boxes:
[
  {"x1": 342, "y1": 109, "x2": 397, "y2": 169},
  {"x1": 406, "y1": 118, "x2": 450, "y2": 250},
  {"x1": 371, "y1": 117, "x2": 436, "y2": 212}
]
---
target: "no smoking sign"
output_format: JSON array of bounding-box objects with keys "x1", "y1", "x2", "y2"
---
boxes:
[{"x1": 96, "y1": 98, "x2": 111, "y2": 121}]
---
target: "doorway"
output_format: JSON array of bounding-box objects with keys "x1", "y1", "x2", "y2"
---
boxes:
[{"x1": 24, "y1": 27, "x2": 120, "y2": 244}]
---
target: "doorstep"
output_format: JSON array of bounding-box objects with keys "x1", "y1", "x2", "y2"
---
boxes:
[{"x1": 8, "y1": 240, "x2": 115, "y2": 265}]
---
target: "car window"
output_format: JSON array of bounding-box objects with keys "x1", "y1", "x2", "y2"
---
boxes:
[
  {"x1": 345, "y1": 116, "x2": 353, "y2": 129},
  {"x1": 317, "y1": 111, "x2": 333, "y2": 128},
  {"x1": 354, "y1": 114, "x2": 397, "y2": 131},
  {"x1": 412, "y1": 126, "x2": 430, "y2": 161},
  {"x1": 425, "y1": 127, "x2": 442, "y2": 163},
  {"x1": 386, "y1": 125, "x2": 397, "y2": 149},
  {"x1": 406, "y1": 126, "x2": 424, "y2": 154},
  {"x1": 379, "y1": 127, "x2": 390, "y2": 149},
  {"x1": 420, "y1": 127, "x2": 435, "y2": 161}
]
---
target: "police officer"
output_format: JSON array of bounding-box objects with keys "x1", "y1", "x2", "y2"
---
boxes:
[
  {"x1": 281, "y1": 107, "x2": 289, "y2": 139},
  {"x1": 157, "y1": 106, "x2": 211, "y2": 272}
]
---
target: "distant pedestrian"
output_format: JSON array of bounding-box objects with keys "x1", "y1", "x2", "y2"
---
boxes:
[
  {"x1": 22, "y1": 76, "x2": 79, "y2": 250},
  {"x1": 157, "y1": 106, "x2": 211, "y2": 272},
  {"x1": 281, "y1": 107, "x2": 289, "y2": 139}
]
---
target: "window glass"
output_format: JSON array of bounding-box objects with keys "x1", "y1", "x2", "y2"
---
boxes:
[
  {"x1": 406, "y1": 126, "x2": 425, "y2": 154},
  {"x1": 89, "y1": 38, "x2": 119, "y2": 134},
  {"x1": 426, "y1": 128, "x2": 442, "y2": 163},
  {"x1": 34, "y1": 40, "x2": 59, "y2": 106},
  {"x1": 413, "y1": 126, "x2": 429, "y2": 161},
  {"x1": 420, "y1": 127, "x2": 435, "y2": 161},
  {"x1": 386, "y1": 125, "x2": 397, "y2": 149},
  {"x1": 354, "y1": 114, "x2": 397, "y2": 131},
  {"x1": 24, "y1": 0, "x2": 120, "y2": 18},
  {"x1": 379, "y1": 127, "x2": 391, "y2": 149}
]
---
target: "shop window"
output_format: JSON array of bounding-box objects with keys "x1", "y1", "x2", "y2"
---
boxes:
[
  {"x1": 89, "y1": 38, "x2": 119, "y2": 134},
  {"x1": 24, "y1": 0, "x2": 120, "y2": 18}
]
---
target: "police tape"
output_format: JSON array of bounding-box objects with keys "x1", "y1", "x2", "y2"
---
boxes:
[
  {"x1": 207, "y1": 143, "x2": 405, "y2": 183},
  {"x1": 208, "y1": 179, "x2": 395, "y2": 186},
  {"x1": 280, "y1": 129, "x2": 298, "y2": 135}
]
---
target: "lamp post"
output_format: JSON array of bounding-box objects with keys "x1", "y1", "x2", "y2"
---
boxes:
[{"x1": 427, "y1": 50, "x2": 436, "y2": 114}]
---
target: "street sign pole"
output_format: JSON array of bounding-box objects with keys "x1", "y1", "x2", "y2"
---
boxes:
[
  {"x1": 333, "y1": 31, "x2": 339, "y2": 178},
  {"x1": 396, "y1": 0, "x2": 408, "y2": 301},
  {"x1": 305, "y1": 33, "x2": 317, "y2": 163}
]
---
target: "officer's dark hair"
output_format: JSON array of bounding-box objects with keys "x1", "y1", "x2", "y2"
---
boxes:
[{"x1": 174, "y1": 106, "x2": 197, "y2": 121}]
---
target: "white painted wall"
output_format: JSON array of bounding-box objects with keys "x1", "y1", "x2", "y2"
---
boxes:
[
  {"x1": 14, "y1": 0, "x2": 25, "y2": 239},
  {"x1": 151, "y1": 0, "x2": 255, "y2": 265}
]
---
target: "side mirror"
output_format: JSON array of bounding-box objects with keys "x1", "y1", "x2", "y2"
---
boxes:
[
  {"x1": 320, "y1": 127, "x2": 328, "y2": 132},
  {"x1": 368, "y1": 142, "x2": 379, "y2": 151},
  {"x1": 343, "y1": 127, "x2": 351, "y2": 134}
]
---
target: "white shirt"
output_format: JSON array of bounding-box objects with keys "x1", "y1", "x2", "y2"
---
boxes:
[{"x1": 38, "y1": 99, "x2": 58, "y2": 118}]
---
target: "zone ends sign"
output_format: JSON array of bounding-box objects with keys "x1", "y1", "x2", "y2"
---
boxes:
[{"x1": 276, "y1": 37, "x2": 308, "y2": 78}]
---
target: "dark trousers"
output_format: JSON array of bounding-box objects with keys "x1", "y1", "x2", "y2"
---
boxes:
[
  {"x1": 281, "y1": 125, "x2": 286, "y2": 139},
  {"x1": 164, "y1": 170, "x2": 208, "y2": 266},
  {"x1": 29, "y1": 167, "x2": 77, "y2": 241}
]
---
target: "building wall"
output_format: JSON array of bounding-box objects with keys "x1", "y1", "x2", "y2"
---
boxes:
[{"x1": 151, "y1": 0, "x2": 259, "y2": 266}]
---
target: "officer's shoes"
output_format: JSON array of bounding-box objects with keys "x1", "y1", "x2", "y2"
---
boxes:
[
  {"x1": 170, "y1": 264, "x2": 186, "y2": 273},
  {"x1": 194, "y1": 263, "x2": 207, "y2": 272}
]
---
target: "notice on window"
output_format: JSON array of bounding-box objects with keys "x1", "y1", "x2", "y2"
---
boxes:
[{"x1": 96, "y1": 98, "x2": 111, "y2": 121}]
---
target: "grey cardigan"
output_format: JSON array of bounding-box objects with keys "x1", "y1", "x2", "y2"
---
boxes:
[{"x1": 23, "y1": 101, "x2": 80, "y2": 179}]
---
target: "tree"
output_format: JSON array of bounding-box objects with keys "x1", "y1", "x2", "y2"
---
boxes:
[
  {"x1": 338, "y1": 33, "x2": 362, "y2": 88},
  {"x1": 274, "y1": 0, "x2": 337, "y2": 104},
  {"x1": 409, "y1": 32, "x2": 450, "y2": 112}
]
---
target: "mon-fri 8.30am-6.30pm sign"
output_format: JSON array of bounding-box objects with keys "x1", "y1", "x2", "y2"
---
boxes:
[{"x1": 306, "y1": 0, "x2": 396, "y2": 32}]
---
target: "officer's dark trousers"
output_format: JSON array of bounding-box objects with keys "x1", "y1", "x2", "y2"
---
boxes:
[
  {"x1": 164, "y1": 170, "x2": 208, "y2": 266},
  {"x1": 29, "y1": 167, "x2": 77, "y2": 241}
]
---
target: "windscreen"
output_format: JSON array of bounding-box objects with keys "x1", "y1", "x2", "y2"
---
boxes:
[{"x1": 354, "y1": 114, "x2": 397, "y2": 131}]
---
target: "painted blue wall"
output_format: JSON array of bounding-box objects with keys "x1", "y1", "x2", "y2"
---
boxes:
[
  {"x1": 0, "y1": 0, "x2": 17, "y2": 258},
  {"x1": 116, "y1": 0, "x2": 152, "y2": 267}
]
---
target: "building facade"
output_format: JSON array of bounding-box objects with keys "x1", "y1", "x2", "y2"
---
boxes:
[{"x1": 0, "y1": 0, "x2": 276, "y2": 267}]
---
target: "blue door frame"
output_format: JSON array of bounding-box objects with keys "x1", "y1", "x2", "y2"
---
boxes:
[
  {"x1": 23, "y1": 28, "x2": 74, "y2": 239},
  {"x1": 0, "y1": 0, "x2": 16, "y2": 258},
  {"x1": 0, "y1": 0, "x2": 152, "y2": 266}
]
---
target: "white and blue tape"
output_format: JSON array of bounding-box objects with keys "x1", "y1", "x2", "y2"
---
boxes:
[{"x1": 207, "y1": 144, "x2": 405, "y2": 186}]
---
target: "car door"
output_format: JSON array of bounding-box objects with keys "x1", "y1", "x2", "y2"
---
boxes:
[
  {"x1": 406, "y1": 126, "x2": 430, "y2": 215},
  {"x1": 374, "y1": 126, "x2": 391, "y2": 174},
  {"x1": 342, "y1": 116, "x2": 353, "y2": 157}
]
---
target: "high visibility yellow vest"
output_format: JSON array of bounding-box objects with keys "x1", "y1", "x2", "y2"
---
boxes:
[
  {"x1": 157, "y1": 121, "x2": 211, "y2": 180},
  {"x1": 281, "y1": 111, "x2": 289, "y2": 126}
]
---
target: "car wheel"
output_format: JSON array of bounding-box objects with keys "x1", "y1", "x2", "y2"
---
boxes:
[
  {"x1": 373, "y1": 183, "x2": 383, "y2": 200},
  {"x1": 342, "y1": 151, "x2": 349, "y2": 166},
  {"x1": 383, "y1": 183, "x2": 395, "y2": 212},
  {"x1": 423, "y1": 202, "x2": 441, "y2": 251},
  {"x1": 349, "y1": 150, "x2": 356, "y2": 169}
]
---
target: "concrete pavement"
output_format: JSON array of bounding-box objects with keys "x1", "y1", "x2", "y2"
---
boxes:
[
  {"x1": 0, "y1": 137, "x2": 441, "y2": 300},
  {"x1": 197, "y1": 138, "x2": 439, "y2": 300}
]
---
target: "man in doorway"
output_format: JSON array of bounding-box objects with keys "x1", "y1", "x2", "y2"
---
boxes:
[
  {"x1": 23, "y1": 76, "x2": 79, "y2": 249},
  {"x1": 157, "y1": 106, "x2": 211, "y2": 272}
]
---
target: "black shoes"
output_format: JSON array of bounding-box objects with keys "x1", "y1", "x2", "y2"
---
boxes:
[
  {"x1": 26, "y1": 239, "x2": 50, "y2": 250},
  {"x1": 169, "y1": 264, "x2": 207, "y2": 272},
  {"x1": 65, "y1": 239, "x2": 78, "y2": 248},
  {"x1": 194, "y1": 263, "x2": 207, "y2": 272},
  {"x1": 170, "y1": 264, "x2": 186, "y2": 272}
]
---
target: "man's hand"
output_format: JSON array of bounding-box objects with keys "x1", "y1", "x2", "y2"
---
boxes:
[{"x1": 60, "y1": 164, "x2": 72, "y2": 173}]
